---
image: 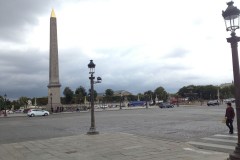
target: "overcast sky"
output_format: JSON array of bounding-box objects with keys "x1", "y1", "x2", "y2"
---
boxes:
[{"x1": 0, "y1": 0, "x2": 238, "y2": 99}]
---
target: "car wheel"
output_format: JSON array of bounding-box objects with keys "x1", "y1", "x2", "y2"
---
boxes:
[
  {"x1": 31, "y1": 114, "x2": 35, "y2": 117},
  {"x1": 44, "y1": 113, "x2": 48, "y2": 116}
]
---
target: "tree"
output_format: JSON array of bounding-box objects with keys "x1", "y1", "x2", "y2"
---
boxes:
[
  {"x1": 19, "y1": 97, "x2": 29, "y2": 108},
  {"x1": 105, "y1": 89, "x2": 114, "y2": 102},
  {"x1": 75, "y1": 86, "x2": 87, "y2": 104},
  {"x1": 105, "y1": 89, "x2": 114, "y2": 97},
  {"x1": 154, "y1": 87, "x2": 168, "y2": 102},
  {"x1": 0, "y1": 96, "x2": 4, "y2": 110},
  {"x1": 178, "y1": 85, "x2": 219, "y2": 100},
  {"x1": 137, "y1": 93, "x2": 144, "y2": 101},
  {"x1": 220, "y1": 85, "x2": 234, "y2": 99},
  {"x1": 36, "y1": 97, "x2": 48, "y2": 106},
  {"x1": 11, "y1": 100, "x2": 21, "y2": 110},
  {"x1": 144, "y1": 90, "x2": 153, "y2": 101},
  {"x1": 63, "y1": 87, "x2": 74, "y2": 104}
]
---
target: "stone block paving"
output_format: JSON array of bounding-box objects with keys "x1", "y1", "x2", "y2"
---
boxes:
[{"x1": 0, "y1": 132, "x2": 228, "y2": 160}]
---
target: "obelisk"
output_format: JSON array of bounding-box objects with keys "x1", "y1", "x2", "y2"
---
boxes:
[{"x1": 48, "y1": 9, "x2": 61, "y2": 112}]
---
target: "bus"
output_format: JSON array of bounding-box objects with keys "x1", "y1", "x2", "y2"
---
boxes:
[{"x1": 128, "y1": 101, "x2": 146, "y2": 107}]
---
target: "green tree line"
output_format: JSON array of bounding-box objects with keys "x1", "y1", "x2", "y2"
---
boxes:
[{"x1": 1, "y1": 84, "x2": 235, "y2": 110}]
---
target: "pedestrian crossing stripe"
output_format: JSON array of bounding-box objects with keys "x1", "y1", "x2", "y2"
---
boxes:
[
  {"x1": 214, "y1": 134, "x2": 237, "y2": 138},
  {"x1": 187, "y1": 133, "x2": 238, "y2": 153},
  {"x1": 183, "y1": 147, "x2": 225, "y2": 155},
  {"x1": 202, "y1": 137, "x2": 236, "y2": 143},
  {"x1": 188, "y1": 141, "x2": 235, "y2": 150}
]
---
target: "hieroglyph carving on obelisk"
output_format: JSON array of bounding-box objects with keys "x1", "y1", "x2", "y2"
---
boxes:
[{"x1": 47, "y1": 9, "x2": 61, "y2": 111}]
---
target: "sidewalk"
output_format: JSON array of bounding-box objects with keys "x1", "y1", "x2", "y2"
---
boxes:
[{"x1": 0, "y1": 132, "x2": 228, "y2": 160}]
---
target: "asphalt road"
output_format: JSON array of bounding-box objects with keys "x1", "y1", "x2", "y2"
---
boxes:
[{"x1": 0, "y1": 105, "x2": 230, "y2": 144}]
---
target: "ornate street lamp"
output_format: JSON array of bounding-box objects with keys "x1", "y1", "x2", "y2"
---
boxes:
[
  {"x1": 87, "y1": 60, "x2": 102, "y2": 135},
  {"x1": 222, "y1": 1, "x2": 240, "y2": 159},
  {"x1": 4, "y1": 94, "x2": 7, "y2": 117}
]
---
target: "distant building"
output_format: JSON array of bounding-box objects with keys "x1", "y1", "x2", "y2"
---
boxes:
[
  {"x1": 97, "y1": 90, "x2": 132, "y2": 99},
  {"x1": 219, "y1": 82, "x2": 233, "y2": 88},
  {"x1": 113, "y1": 90, "x2": 132, "y2": 96}
]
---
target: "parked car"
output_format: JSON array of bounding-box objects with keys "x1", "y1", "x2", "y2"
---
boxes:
[
  {"x1": 23, "y1": 108, "x2": 31, "y2": 113},
  {"x1": 207, "y1": 100, "x2": 219, "y2": 106},
  {"x1": 94, "y1": 105, "x2": 101, "y2": 109},
  {"x1": 6, "y1": 110, "x2": 13, "y2": 114},
  {"x1": 101, "y1": 105, "x2": 108, "y2": 109},
  {"x1": 224, "y1": 98, "x2": 235, "y2": 103},
  {"x1": 15, "y1": 109, "x2": 24, "y2": 113},
  {"x1": 159, "y1": 103, "x2": 174, "y2": 108},
  {"x1": 27, "y1": 109, "x2": 49, "y2": 117}
]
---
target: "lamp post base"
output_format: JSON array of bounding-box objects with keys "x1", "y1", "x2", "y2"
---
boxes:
[
  {"x1": 50, "y1": 107, "x2": 53, "y2": 114},
  {"x1": 229, "y1": 146, "x2": 240, "y2": 160},
  {"x1": 229, "y1": 154, "x2": 240, "y2": 160},
  {"x1": 87, "y1": 127, "x2": 99, "y2": 135}
]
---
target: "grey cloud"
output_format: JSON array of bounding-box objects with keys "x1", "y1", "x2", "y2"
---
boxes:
[
  {"x1": 0, "y1": 0, "x2": 54, "y2": 42},
  {"x1": 59, "y1": 49, "x2": 90, "y2": 89},
  {"x1": 91, "y1": 50, "x2": 206, "y2": 95},
  {"x1": 80, "y1": 47, "x2": 190, "y2": 96},
  {"x1": 95, "y1": 47, "x2": 137, "y2": 57},
  {"x1": 38, "y1": 47, "x2": 219, "y2": 99},
  {"x1": 0, "y1": 0, "x2": 81, "y2": 42},
  {"x1": 0, "y1": 49, "x2": 48, "y2": 99},
  {"x1": 0, "y1": 50, "x2": 48, "y2": 74},
  {"x1": 0, "y1": 1, "x2": 227, "y2": 100},
  {"x1": 94, "y1": 61, "x2": 188, "y2": 94},
  {"x1": 165, "y1": 48, "x2": 189, "y2": 58}
]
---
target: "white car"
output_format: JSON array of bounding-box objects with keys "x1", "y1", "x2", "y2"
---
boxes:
[
  {"x1": 101, "y1": 105, "x2": 108, "y2": 109},
  {"x1": 27, "y1": 109, "x2": 49, "y2": 117},
  {"x1": 6, "y1": 110, "x2": 14, "y2": 114}
]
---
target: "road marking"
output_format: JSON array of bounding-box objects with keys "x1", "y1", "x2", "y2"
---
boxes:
[
  {"x1": 183, "y1": 147, "x2": 226, "y2": 155},
  {"x1": 123, "y1": 145, "x2": 143, "y2": 150},
  {"x1": 187, "y1": 133, "x2": 239, "y2": 153},
  {"x1": 202, "y1": 137, "x2": 236, "y2": 143},
  {"x1": 214, "y1": 134, "x2": 238, "y2": 138},
  {"x1": 188, "y1": 141, "x2": 235, "y2": 150}
]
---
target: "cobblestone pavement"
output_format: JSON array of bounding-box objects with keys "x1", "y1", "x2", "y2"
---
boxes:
[
  {"x1": 0, "y1": 105, "x2": 230, "y2": 143},
  {"x1": 0, "y1": 132, "x2": 227, "y2": 160},
  {"x1": 0, "y1": 105, "x2": 232, "y2": 159}
]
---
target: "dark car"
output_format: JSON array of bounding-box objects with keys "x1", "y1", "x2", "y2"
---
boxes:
[
  {"x1": 207, "y1": 100, "x2": 219, "y2": 106},
  {"x1": 159, "y1": 102, "x2": 174, "y2": 108}
]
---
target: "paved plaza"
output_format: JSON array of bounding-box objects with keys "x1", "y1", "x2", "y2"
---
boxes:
[
  {"x1": 0, "y1": 105, "x2": 233, "y2": 159},
  {"x1": 0, "y1": 132, "x2": 227, "y2": 160}
]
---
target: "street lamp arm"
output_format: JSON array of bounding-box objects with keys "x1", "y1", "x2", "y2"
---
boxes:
[{"x1": 94, "y1": 77, "x2": 102, "y2": 84}]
